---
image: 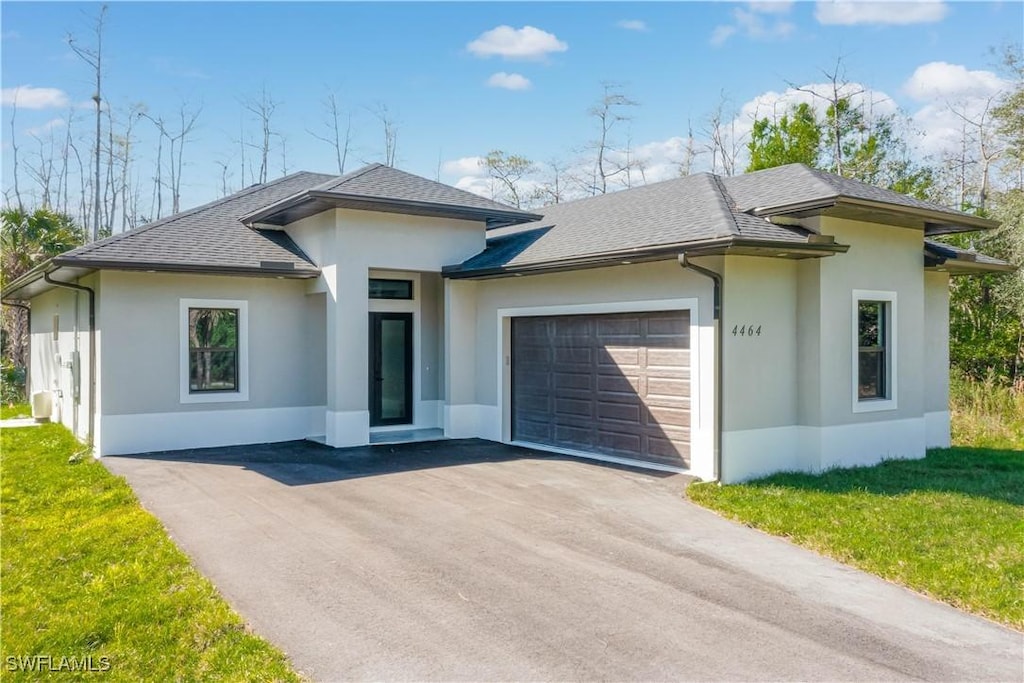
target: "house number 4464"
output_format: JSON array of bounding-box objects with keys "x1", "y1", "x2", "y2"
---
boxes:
[{"x1": 731, "y1": 324, "x2": 762, "y2": 337}]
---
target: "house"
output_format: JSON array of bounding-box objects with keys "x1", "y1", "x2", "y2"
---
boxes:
[{"x1": 2, "y1": 163, "x2": 1011, "y2": 482}]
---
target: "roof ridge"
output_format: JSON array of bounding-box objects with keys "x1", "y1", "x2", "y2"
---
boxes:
[
  {"x1": 533, "y1": 172, "x2": 715, "y2": 212},
  {"x1": 709, "y1": 173, "x2": 743, "y2": 237},
  {"x1": 65, "y1": 171, "x2": 334, "y2": 258},
  {"x1": 310, "y1": 163, "x2": 383, "y2": 192}
]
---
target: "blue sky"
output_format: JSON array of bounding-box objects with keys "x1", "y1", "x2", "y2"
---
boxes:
[{"x1": 1, "y1": 1, "x2": 1020, "y2": 220}]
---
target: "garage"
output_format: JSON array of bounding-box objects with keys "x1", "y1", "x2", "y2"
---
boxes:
[{"x1": 512, "y1": 310, "x2": 691, "y2": 468}]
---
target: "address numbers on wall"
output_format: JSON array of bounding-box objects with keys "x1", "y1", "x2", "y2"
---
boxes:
[{"x1": 731, "y1": 324, "x2": 762, "y2": 337}]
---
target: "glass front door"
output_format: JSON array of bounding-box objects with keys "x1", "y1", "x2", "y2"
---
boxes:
[{"x1": 369, "y1": 312, "x2": 413, "y2": 426}]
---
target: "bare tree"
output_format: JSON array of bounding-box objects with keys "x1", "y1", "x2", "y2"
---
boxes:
[
  {"x1": 788, "y1": 57, "x2": 865, "y2": 177},
  {"x1": 9, "y1": 98, "x2": 23, "y2": 210},
  {"x1": 677, "y1": 120, "x2": 700, "y2": 177},
  {"x1": 143, "y1": 102, "x2": 202, "y2": 213},
  {"x1": 243, "y1": 86, "x2": 279, "y2": 184},
  {"x1": 703, "y1": 92, "x2": 742, "y2": 176},
  {"x1": 370, "y1": 103, "x2": 398, "y2": 167},
  {"x1": 531, "y1": 159, "x2": 569, "y2": 206},
  {"x1": 588, "y1": 83, "x2": 638, "y2": 193},
  {"x1": 952, "y1": 95, "x2": 1005, "y2": 212},
  {"x1": 67, "y1": 3, "x2": 108, "y2": 242},
  {"x1": 308, "y1": 90, "x2": 353, "y2": 174}
]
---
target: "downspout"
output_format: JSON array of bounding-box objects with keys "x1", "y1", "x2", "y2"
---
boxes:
[
  {"x1": 1, "y1": 301, "x2": 32, "y2": 398},
  {"x1": 43, "y1": 273, "x2": 96, "y2": 450},
  {"x1": 678, "y1": 254, "x2": 723, "y2": 483}
]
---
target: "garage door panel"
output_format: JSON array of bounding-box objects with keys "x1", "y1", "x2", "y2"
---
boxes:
[
  {"x1": 513, "y1": 310, "x2": 691, "y2": 469},
  {"x1": 554, "y1": 347, "x2": 593, "y2": 364},
  {"x1": 647, "y1": 405, "x2": 691, "y2": 428},
  {"x1": 554, "y1": 397, "x2": 593, "y2": 417},
  {"x1": 597, "y1": 401, "x2": 642, "y2": 424},
  {"x1": 646, "y1": 348, "x2": 689, "y2": 368},
  {"x1": 598, "y1": 347, "x2": 642, "y2": 367},
  {"x1": 647, "y1": 377, "x2": 690, "y2": 398}
]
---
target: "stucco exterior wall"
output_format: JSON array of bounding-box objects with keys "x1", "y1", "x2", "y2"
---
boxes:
[
  {"x1": 924, "y1": 271, "x2": 951, "y2": 447},
  {"x1": 96, "y1": 271, "x2": 325, "y2": 455},
  {"x1": 28, "y1": 272, "x2": 98, "y2": 443},
  {"x1": 446, "y1": 259, "x2": 717, "y2": 480},
  {"x1": 284, "y1": 208, "x2": 481, "y2": 446},
  {"x1": 724, "y1": 217, "x2": 936, "y2": 481}
]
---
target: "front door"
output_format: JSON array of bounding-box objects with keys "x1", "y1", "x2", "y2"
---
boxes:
[{"x1": 369, "y1": 312, "x2": 413, "y2": 426}]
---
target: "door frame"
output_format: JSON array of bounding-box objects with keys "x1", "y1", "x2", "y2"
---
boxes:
[{"x1": 369, "y1": 311, "x2": 414, "y2": 427}]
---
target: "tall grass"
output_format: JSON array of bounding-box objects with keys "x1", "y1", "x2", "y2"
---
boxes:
[{"x1": 950, "y1": 372, "x2": 1024, "y2": 450}]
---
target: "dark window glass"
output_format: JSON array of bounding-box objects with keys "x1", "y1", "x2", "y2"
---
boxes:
[
  {"x1": 858, "y1": 301, "x2": 886, "y2": 400},
  {"x1": 368, "y1": 279, "x2": 413, "y2": 300},
  {"x1": 189, "y1": 308, "x2": 238, "y2": 392}
]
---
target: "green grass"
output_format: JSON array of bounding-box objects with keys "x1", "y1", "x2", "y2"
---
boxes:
[
  {"x1": 1, "y1": 422, "x2": 303, "y2": 681},
  {"x1": 1, "y1": 402, "x2": 31, "y2": 419},
  {"x1": 950, "y1": 375, "x2": 1024, "y2": 450},
  {"x1": 689, "y1": 448, "x2": 1024, "y2": 630}
]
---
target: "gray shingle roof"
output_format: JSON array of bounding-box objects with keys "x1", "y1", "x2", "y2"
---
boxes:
[
  {"x1": 56, "y1": 172, "x2": 334, "y2": 275},
  {"x1": 448, "y1": 172, "x2": 813, "y2": 274},
  {"x1": 313, "y1": 163, "x2": 534, "y2": 215},
  {"x1": 924, "y1": 239, "x2": 1014, "y2": 271},
  {"x1": 447, "y1": 164, "x2": 1002, "y2": 277},
  {"x1": 244, "y1": 163, "x2": 540, "y2": 227},
  {"x1": 722, "y1": 163, "x2": 992, "y2": 228}
]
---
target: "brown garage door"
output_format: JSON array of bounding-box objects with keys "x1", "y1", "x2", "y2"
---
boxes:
[{"x1": 512, "y1": 311, "x2": 691, "y2": 468}]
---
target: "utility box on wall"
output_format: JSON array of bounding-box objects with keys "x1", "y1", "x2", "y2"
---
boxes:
[{"x1": 31, "y1": 391, "x2": 53, "y2": 422}]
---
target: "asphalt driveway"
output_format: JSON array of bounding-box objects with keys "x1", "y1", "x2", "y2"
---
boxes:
[{"x1": 105, "y1": 439, "x2": 1022, "y2": 682}]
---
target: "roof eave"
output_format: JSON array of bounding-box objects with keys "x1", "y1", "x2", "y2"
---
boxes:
[
  {"x1": 1, "y1": 258, "x2": 61, "y2": 300},
  {"x1": 51, "y1": 256, "x2": 320, "y2": 279},
  {"x1": 443, "y1": 237, "x2": 849, "y2": 280},
  {"x1": 242, "y1": 189, "x2": 542, "y2": 228},
  {"x1": 750, "y1": 195, "x2": 998, "y2": 232}
]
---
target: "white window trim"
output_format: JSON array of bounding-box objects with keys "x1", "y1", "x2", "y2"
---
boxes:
[
  {"x1": 852, "y1": 289, "x2": 897, "y2": 414},
  {"x1": 179, "y1": 298, "x2": 250, "y2": 404}
]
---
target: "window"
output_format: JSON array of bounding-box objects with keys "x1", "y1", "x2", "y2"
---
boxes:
[
  {"x1": 180, "y1": 299, "x2": 249, "y2": 403},
  {"x1": 852, "y1": 290, "x2": 897, "y2": 413},
  {"x1": 369, "y1": 278, "x2": 413, "y2": 300},
  {"x1": 857, "y1": 302, "x2": 886, "y2": 399},
  {"x1": 188, "y1": 308, "x2": 238, "y2": 392}
]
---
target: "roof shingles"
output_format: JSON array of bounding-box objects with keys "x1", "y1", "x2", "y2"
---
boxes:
[{"x1": 58, "y1": 171, "x2": 335, "y2": 274}]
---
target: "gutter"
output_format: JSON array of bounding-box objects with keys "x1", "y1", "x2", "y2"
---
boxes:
[
  {"x1": 678, "y1": 254, "x2": 723, "y2": 483},
  {"x1": 1, "y1": 300, "x2": 31, "y2": 397},
  {"x1": 50, "y1": 258, "x2": 319, "y2": 279},
  {"x1": 749, "y1": 196, "x2": 999, "y2": 233},
  {"x1": 444, "y1": 236, "x2": 848, "y2": 280},
  {"x1": 43, "y1": 272, "x2": 96, "y2": 450}
]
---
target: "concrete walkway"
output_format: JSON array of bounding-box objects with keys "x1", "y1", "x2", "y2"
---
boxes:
[
  {"x1": 0, "y1": 417, "x2": 42, "y2": 428},
  {"x1": 105, "y1": 439, "x2": 1023, "y2": 682}
]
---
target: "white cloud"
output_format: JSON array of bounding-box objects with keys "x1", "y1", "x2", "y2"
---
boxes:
[
  {"x1": 617, "y1": 19, "x2": 649, "y2": 32},
  {"x1": 487, "y1": 72, "x2": 532, "y2": 91},
  {"x1": 25, "y1": 118, "x2": 66, "y2": 137},
  {"x1": 711, "y1": 5, "x2": 795, "y2": 46},
  {"x1": 747, "y1": 1, "x2": 796, "y2": 14},
  {"x1": 903, "y1": 62, "x2": 1008, "y2": 102},
  {"x1": 441, "y1": 156, "x2": 486, "y2": 176},
  {"x1": 710, "y1": 25, "x2": 738, "y2": 46},
  {"x1": 814, "y1": 0, "x2": 948, "y2": 26},
  {"x1": 1, "y1": 85, "x2": 70, "y2": 110},
  {"x1": 467, "y1": 25, "x2": 568, "y2": 60}
]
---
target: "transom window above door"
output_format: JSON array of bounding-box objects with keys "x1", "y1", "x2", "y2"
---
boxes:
[{"x1": 369, "y1": 278, "x2": 413, "y2": 300}]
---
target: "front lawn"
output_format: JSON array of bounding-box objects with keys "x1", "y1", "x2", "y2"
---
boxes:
[
  {"x1": 1, "y1": 402, "x2": 31, "y2": 419},
  {"x1": 688, "y1": 447, "x2": 1024, "y2": 630},
  {"x1": 1, "y1": 421, "x2": 303, "y2": 681}
]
